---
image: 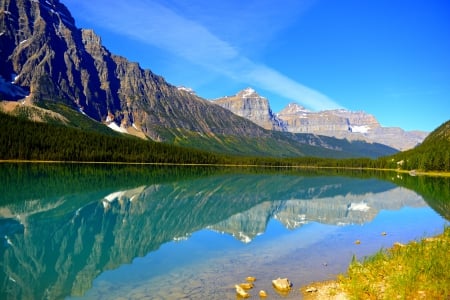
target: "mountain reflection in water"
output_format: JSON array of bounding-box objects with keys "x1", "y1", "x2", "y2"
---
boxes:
[{"x1": 0, "y1": 164, "x2": 448, "y2": 299}]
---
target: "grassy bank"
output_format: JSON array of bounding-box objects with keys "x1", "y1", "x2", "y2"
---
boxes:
[{"x1": 303, "y1": 227, "x2": 450, "y2": 299}]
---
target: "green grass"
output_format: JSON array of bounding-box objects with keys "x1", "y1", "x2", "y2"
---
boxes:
[{"x1": 338, "y1": 227, "x2": 450, "y2": 299}]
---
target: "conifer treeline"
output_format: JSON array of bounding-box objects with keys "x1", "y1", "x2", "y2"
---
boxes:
[
  {"x1": 0, "y1": 113, "x2": 222, "y2": 164},
  {"x1": 384, "y1": 120, "x2": 450, "y2": 172},
  {"x1": 1, "y1": 113, "x2": 448, "y2": 171}
]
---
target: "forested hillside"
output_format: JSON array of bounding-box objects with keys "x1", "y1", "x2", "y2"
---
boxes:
[
  {"x1": 0, "y1": 112, "x2": 223, "y2": 164},
  {"x1": 382, "y1": 120, "x2": 449, "y2": 172},
  {"x1": 1, "y1": 112, "x2": 448, "y2": 172}
]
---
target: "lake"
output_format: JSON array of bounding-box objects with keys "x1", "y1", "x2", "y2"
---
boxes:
[{"x1": 0, "y1": 163, "x2": 448, "y2": 299}]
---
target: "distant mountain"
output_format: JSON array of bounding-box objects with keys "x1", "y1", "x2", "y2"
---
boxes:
[
  {"x1": 214, "y1": 87, "x2": 287, "y2": 131},
  {"x1": 215, "y1": 88, "x2": 427, "y2": 151},
  {"x1": 277, "y1": 103, "x2": 428, "y2": 151},
  {"x1": 278, "y1": 103, "x2": 380, "y2": 134},
  {"x1": 0, "y1": 0, "x2": 397, "y2": 158}
]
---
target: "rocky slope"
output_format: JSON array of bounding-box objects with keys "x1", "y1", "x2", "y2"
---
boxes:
[{"x1": 0, "y1": 0, "x2": 270, "y2": 141}]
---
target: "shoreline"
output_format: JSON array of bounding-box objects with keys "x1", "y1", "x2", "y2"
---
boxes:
[
  {"x1": 301, "y1": 281, "x2": 348, "y2": 300},
  {"x1": 0, "y1": 159, "x2": 449, "y2": 177},
  {"x1": 300, "y1": 227, "x2": 450, "y2": 299}
]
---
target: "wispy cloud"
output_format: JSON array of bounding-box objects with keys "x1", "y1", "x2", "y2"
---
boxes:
[
  {"x1": 64, "y1": 0, "x2": 343, "y2": 111},
  {"x1": 241, "y1": 63, "x2": 343, "y2": 111}
]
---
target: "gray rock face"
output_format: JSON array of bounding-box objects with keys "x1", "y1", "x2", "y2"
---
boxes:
[
  {"x1": 368, "y1": 127, "x2": 428, "y2": 151},
  {"x1": 277, "y1": 103, "x2": 380, "y2": 134},
  {"x1": 214, "y1": 88, "x2": 287, "y2": 131},
  {"x1": 214, "y1": 89, "x2": 427, "y2": 151},
  {"x1": 0, "y1": 0, "x2": 270, "y2": 142},
  {"x1": 276, "y1": 103, "x2": 428, "y2": 151}
]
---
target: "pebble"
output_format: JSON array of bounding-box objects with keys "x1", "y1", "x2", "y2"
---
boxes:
[{"x1": 305, "y1": 286, "x2": 318, "y2": 293}]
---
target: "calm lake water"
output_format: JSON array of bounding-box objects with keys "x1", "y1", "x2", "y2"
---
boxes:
[{"x1": 0, "y1": 163, "x2": 448, "y2": 300}]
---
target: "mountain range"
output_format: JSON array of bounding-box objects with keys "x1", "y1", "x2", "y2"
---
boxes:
[
  {"x1": 0, "y1": 0, "x2": 416, "y2": 158},
  {"x1": 214, "y1": 88, "x2": 428, "y2": 151}
]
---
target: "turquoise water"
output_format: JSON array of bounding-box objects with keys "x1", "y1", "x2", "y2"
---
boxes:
[{"x1": 0, "y1": 164, "x2": 448, "y2": 299}]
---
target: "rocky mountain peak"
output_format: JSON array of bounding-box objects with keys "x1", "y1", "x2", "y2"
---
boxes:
[
  {"x1": 1, "y1": 0, "x2": 274, "y2": 142},
  {"x1": 81, "y1": 29, "x2": 101, "y2": 45},
  {"x1": 214, "y1": 87, "x2": 427, "y2": 150},
  {"x1": 213, "y1": 88, "x2": 287, "y2": 131},
  {"x1": 278, "y1": 102, "x2": 309, "y2": 115},
  {"x1": 238, "y1": 87, "x2": 260, "y2": 98}
]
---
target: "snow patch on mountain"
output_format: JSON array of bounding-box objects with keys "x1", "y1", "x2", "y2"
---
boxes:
[
  {"x1": 107, "y1": 122, "x2": 128, "y2": 133},
  {"x1": 242, "y1": 87, "x2": 256, "y2": 98},
  {"x1": 350, "y1": 125, "x2": 371, "y2": 133},
  {"x1": 348, "y1": 202, "x2": 370, "y2": 212},
  {"x1": 177, "y1": 86, "x2": 195, "y2": 94}
]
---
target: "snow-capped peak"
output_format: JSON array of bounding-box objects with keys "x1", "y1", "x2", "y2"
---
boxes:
[
  {"x1": 286, "y1": 102, "x2": 309, "y2": 113},
  {"x1": 241, "y1": 87, "x2": 256, "y2": 98}
]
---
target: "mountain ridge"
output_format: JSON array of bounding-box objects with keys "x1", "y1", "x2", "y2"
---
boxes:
[
  {"x1": 0, "y1": 0, "x2": 269, "y2": 139},
  {"x1": 1, "y1": 0, "x2": 398, "y2": 158},
  {"x1": 214, "y1": 88, "x2": 428, "y2": 151}
]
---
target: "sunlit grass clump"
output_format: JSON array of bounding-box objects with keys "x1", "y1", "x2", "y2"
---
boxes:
[{"x1": 339, "y1": 227, "x2": 450, "y2": 299}]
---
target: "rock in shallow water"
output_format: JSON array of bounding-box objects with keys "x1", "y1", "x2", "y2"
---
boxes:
[{"x1": 272, "y1": 277, "x2": 292, "y2": 292}]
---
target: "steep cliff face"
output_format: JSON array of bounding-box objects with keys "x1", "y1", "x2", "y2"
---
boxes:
[
  {"x1": 0, "y1": 0, "x2": 76, "y2": 100},
  {"x1": 277, "y1": 103, "x2": 427, "y2": 151},
  {"x1": 214, "y1": 88, "x2": 287, "y2": 131},
  {"x1": 0, "y1": 0, "x2": 270, "y2": 142},
  {"x1": 212, "y1": 85, "x2": 426, "y2": 151},
  {"x1": 278, "y1": 103, "x2": 380, "y2": 134}
]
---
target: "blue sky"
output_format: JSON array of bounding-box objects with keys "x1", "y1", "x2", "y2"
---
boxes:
[{"x1": 62, "y1": 0, "x2": 449, "y2": 132}]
